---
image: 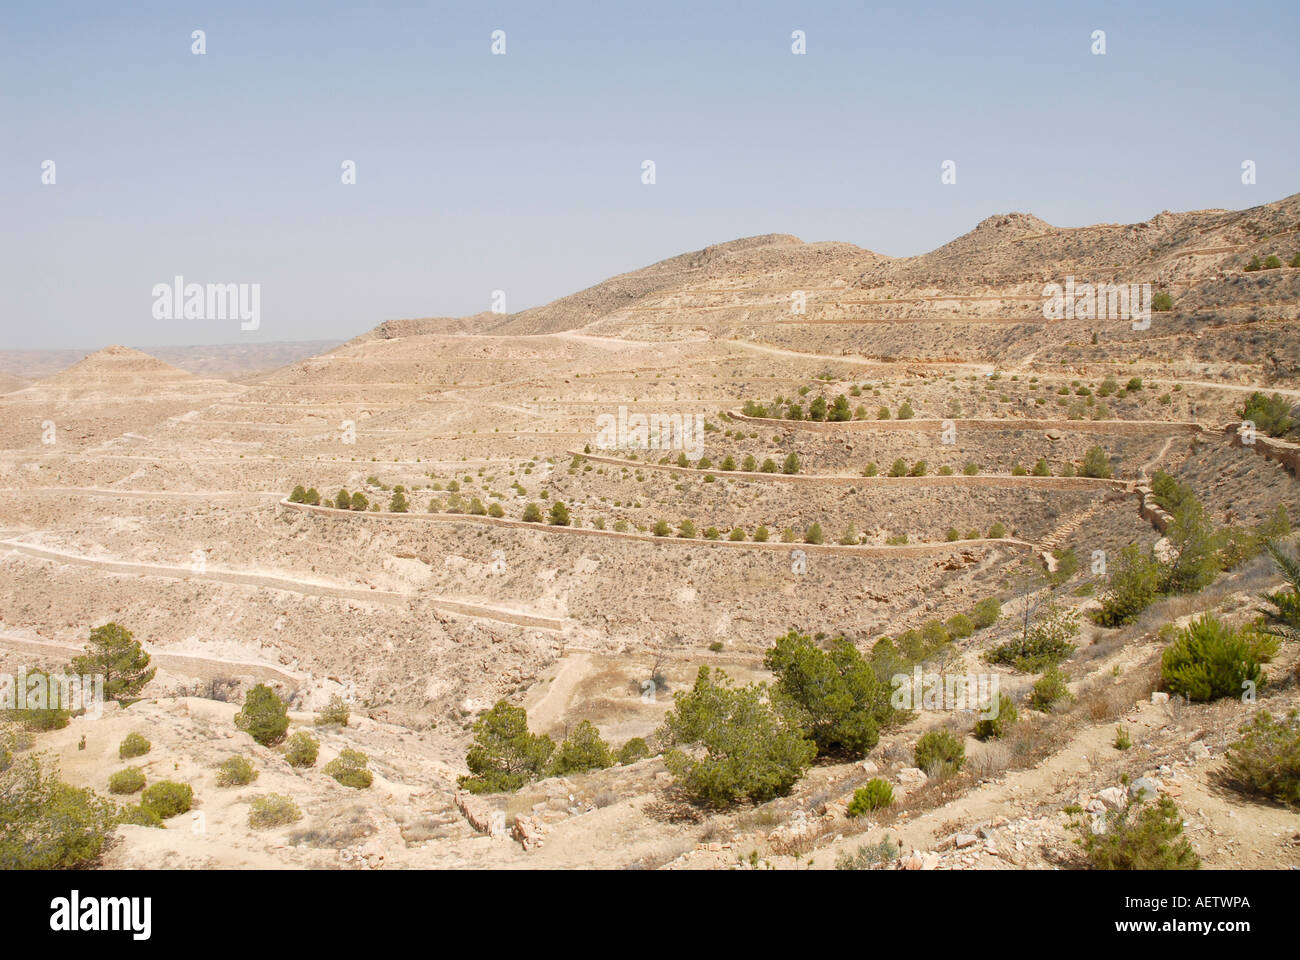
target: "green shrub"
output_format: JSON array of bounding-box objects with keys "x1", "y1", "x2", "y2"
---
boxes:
[
  {"x1": 782, "y1": 452, "x2": 800, "y2": 475},
  {"x1": 248, "y1": 793, "x2": 302, "y2": 829},
  {"x1": 835, "y1": 837, "x2": 900, "y2": 869},
  {"x1": 1263, "y1": 254, "x2": 1282, "y2": 269},
  {"x1": 108, "y1": 766, "x2": 146, "y2": 794},
  {"x1": 617, "y1": 737, "x2": 650, "y2": 765},
  {"x1": 970, "y1": 597, "x2": 1001, "y2": 629},
  {"x1": 764, "y1": 631, "x2": 899, "y2": 757},
  {"x1": 1160, "y1": 614, "x2": 1277, "y2": 702},
  {"x1": 804, "y1": 522, "x2": 824, "y2": 544},
  {"x1": 658, "y1": 666, "x2": 815, "y2": 806},
  {"x1": 140, "y1": 780, "x2": 193, "y2": 819},
  {"x1": 0, "y1": 757, "x2": 118, "y2": 868},
  {"x1": 284, "y1": 731, "x2": 319, "y2": 768},
  {"x1": 548, "y1": 501, "x2": 571, "y2": 525},
  {"x1": 119, "y1": 803, "x2": 163, "y2": 828},
  {"x1": 1028, "y1": 667, "x2": 1072, "y2": 712},
  {"x1": 216, "y1": 756, "x2": 257, "y2": 787},
  {"x1": 1046, "y1": 548, "x2": 1081, "y2": 588},
  {"x1": 1070, "y1": 795, "x2": 1199, "y2": 870},
  {"x1": 1225, "y1": 710, "x2": 1300, "y2": 806},
  {"x1": 323, "y1": 749, "x2": 373, "y2": 789},
  {"x1": 913, "y1": 730, "x2": 965, "y2": 775},
  {"x1": 1239, "y1": 391, "x2": 1294, "y2": 438},
  {"x1": 945, "y1": 613, "x2": 974, "y2": 638},
  {"x1": 1161, "y1": 501, "x2": 1222, "y2": 595},
  {"x1": 235, "y1": 683, "x2": 290, "y2": 746},
  {"x1": 548, "y1": 720, "x2": 614, "y2": 776},
  {"x1": 987, "y1": 522, "x2": 1006, "y2": 539},
  {"x1": 488, "y1": 502, "x2": 505, "y2": 518},
  {"x1": 1114, "y1": 726, "x2": 1132, "y2": 750},
  {"x1": 1081, "y1": 446, "x2": 1112, "y2": 479},
  {"x1": 888, "y1": 458, "x2": 907, "y2": 477},
  {"x1": 1151, "y1": 291, "x2": 1173, "y2": 312},
  {"x1": 973, "y1": 694, "x2": 1017, "y2": 741},
  {"x1": 119, "y1": 732, "x2": 151, "y2": 759},
  {"x1": 315, "y1": 694, "x2": 350, "y2": 727},
  {"x1": 459, "y1": 701, "x2": 554, "y2": 794},
  {"x1": 1093, "y1": 543, "x2": 1162, "y2": 627},
  {"x1": 522, "y1": 502, "x2": 543, "y2": 522},
  {"x1": 988, "y1": 604, "x2": 1079, "y2": 671},
  {"x1": 846, "y1": 778, "x2": 894, "y2": 816}
]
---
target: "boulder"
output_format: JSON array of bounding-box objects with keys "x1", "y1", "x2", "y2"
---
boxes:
[
  {"x1": 1097, "y1": 786, "x2": 1127, "y2": 811},
  {"x1": 1129, "y1": 777, "x2": 1159, "y2": 802}
]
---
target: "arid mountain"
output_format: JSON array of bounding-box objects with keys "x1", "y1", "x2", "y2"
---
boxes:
[
  {"x1": 451, "y1": 193, "x2": 1300, "y2": 344},
  {"x1": 2, "y1": 194, "x2": 1297, "y2": 873}
]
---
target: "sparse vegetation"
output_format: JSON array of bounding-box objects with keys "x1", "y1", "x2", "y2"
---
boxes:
[
  {"x1": 1225, "y1": 710, "x2": 1300, "y2": 807},
  {"x1": 249, "y1": 793, "x2": 302, "y2": 829},
  {"x1": 119, "y1": 732, "x2": 151, "y2": 760},
  {"x1": 657, "y1": 666, "x2": 815, "y2": 807},
  {"x1": 846, "y1": 778, "x2": 893, "y2": 815},
  {"x1": 323, "y1": 749, "x2": 373, "y2": 789},
  {"x1": 108, "y1": 766, "x2": 146, "y2": 794},
  {"x1": 140, "y1": 780, "x2": 193, "y2": 819},
  {"x1": 913, "y1": 730, "x2": 964, "y2": 776},
  {"x1": 235, "y1": 683, "x2": 290, "y2": 746},
  {"x1": 1159, "y1": 614, "x2": 1277, "y2": 702},
  {"x1": 216, "y1": 756, "x2": 258, "y2": 787},
  {"x1": 1069, "y1": 795, "x2": 1199, "y2": 870}
]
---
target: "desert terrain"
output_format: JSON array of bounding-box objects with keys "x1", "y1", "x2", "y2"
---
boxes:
[{"x1": 3, "y1": 194, "x2": 1299, "y2": 870}]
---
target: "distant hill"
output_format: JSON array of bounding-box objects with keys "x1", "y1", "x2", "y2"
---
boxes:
[{"x1": 0, "y1": 340, "x2": 344, "y2": 384}]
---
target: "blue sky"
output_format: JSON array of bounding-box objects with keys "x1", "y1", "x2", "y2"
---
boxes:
[{"x1": 2, "y1": 0, "x2": 1297, "y2": 349}]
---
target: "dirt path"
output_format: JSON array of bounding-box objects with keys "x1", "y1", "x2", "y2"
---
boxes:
[
  {"x1": 0, "y1": 632, "x2": 303, "y2": 687},
  {"x1": 2, "y1": 539, "x2": 568, "y2": 631},
  {"x1": 525, "y1": 652, "x2": 595, "y2": 734},
  {"x1": 1, "y1": 540, "x2": 407, "y2": 605},
  {"x1": 1139, "y1": 435, "x2": 1177, "y2": 480}
]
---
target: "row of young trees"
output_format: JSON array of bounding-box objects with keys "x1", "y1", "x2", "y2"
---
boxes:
[{"x1": 743, "y1": 396, "x2": 914, "y2": 422}]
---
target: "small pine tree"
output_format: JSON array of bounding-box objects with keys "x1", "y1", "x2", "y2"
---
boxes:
[{"x1": 69, "y1": 623, "x2": 156, "y2": 703}]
